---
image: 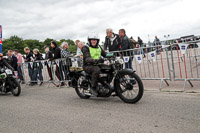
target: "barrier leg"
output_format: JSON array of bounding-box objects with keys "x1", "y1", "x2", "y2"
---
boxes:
[
  {"x1": 160, "y1": 79, "x2": 169, "y2": 91},
  {"x1": 159, "y1": 79, "x2": 163, "y2": 91},
  {"x1": 183, "y1": 79, "x2": 194, "y2": 91},
  {"x1": 183, "y1": 79, "x2": 187, "y2": 92},
  {"x1": 164, "y1": 79, "x2": 169, "y2": 86},
  {"x1": 188, "y1": 80, "x2": 193, "y2": 87}
]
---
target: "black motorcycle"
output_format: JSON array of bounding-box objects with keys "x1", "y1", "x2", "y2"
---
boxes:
[
  {"x1": 0, "y1": 66, "x2": 21, "y2": 96},
  {"x1": 69, "y1": 53, "x2": 144, "y2": 103}
]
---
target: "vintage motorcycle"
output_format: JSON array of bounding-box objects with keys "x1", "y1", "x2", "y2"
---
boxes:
[
  {"x1": 69, "y1": 53, "x2": 144, "y2": 103},
  {"x1": 0, "y1": 66, "x2": 21, "y2": 96}
]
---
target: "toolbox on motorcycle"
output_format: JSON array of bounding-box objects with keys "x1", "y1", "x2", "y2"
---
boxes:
[{"x1": 69, "y1": 67, "x2": 83, "y2": 72}]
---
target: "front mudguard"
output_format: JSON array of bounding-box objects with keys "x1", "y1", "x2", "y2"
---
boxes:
[{"x1": 116, "y1": 69, "x2": 135, "y2": 77}]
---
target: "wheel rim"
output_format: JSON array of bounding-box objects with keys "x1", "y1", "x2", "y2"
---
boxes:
[
  {"x1": 118, "y1": 74, "x2": 139, "y2": 100},
  {"x1": 77, "y1": 76, "x2": 90, "y2": 96},
  {"x1": 12, "y1": 86, "x2": 19, "y2": 94},
  {"x1": 11, "y1": 80, "x2": 20, "y2": 95}
]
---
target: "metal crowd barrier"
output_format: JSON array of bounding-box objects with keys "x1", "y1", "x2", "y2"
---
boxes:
[
  {"x1": 111, "y1": 45, "x2": 171, "y2": 90},
  {"x1": 18, "y1": 57, "x2": 83, "y2": 87},
  {"x1": 17, "y1": 42, "x2": 200, "y2": 91},
  {"x1": 170, "y1": 41, "x2": 200, "y2": 91}
]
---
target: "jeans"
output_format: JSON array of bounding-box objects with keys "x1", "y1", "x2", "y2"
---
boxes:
[
  {"x1": 33, "y1": 68, "x2": 43, "y2": 83},
  {"x1": 17, "y1": 66, "x2": 24, "y2": 81},
  {"x1": 28, "y1": 67, "x2": 34, "y2": 82},
  {"x1": 62, "y1": 65, "x2": 69, "y2": 80},
  {"x1": 125, "y1": 57, "x2": 133, "y2": 70}
]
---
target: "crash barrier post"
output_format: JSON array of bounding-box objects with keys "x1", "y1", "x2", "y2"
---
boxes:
[
  {"x1": 111, "y1": 45, "x2": 171, "y2": 90},
  {"x1": 19, "y1": 57, "x2": 83, "y2": 88},
  {"x1": 170, "y1": 41, "x2": 200, "y2": 91}
]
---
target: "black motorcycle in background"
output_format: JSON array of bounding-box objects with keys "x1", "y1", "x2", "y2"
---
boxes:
[
  {"x1": 69, "y1": 53, "x2": 144, "y2": 104},
  {"x1": 0, "y1": 66, "x2": 21, "y2": 96}
]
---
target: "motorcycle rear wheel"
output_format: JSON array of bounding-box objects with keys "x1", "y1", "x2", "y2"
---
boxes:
[
  {"x1": 115, "y1": 70, "x2": 143, "y2": 103},
  {"x1": 75, "y1": 76, "x2": 91, "y2": 99}
]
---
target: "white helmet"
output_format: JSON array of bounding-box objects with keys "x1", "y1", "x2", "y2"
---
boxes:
[
  {"x1": 88, "y1": 32, "x2": 100, "y2": 40},
  {"x1": 88, "y1": 32, "x2": 100, "y2": 47}
]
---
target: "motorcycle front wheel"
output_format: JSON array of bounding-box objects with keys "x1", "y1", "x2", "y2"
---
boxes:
[
  {"x1": 115, "y1": 70, "x2": 144, "y2": 103},
  {"x1": 11, "y1": 78, "x2": 21, "y2": 96}
]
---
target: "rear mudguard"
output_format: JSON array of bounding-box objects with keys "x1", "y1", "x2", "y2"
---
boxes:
[{"x1": 70, "y1": 71, "x2": 87, "y2": 87}]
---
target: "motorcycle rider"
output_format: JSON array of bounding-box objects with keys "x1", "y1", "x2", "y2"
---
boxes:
[
  {"x1": 0, "y1": 53, "x2": 14, "y2": 71},
  {"x1": 82, "y1": 33, "x2": 106, "y2": 96}
]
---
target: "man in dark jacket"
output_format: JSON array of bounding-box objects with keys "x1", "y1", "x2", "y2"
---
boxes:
[
  {"x1": 119, "y1": 29, "x2": 133, "y2": 69},
  {"x1": 82, "y1": 32, "x2": 106, "y2": 96},
  {"x1": 104, "y1": 28, "x2": 121, "y2": 52},
  {"x1": 51, "y1": 41, "x2": 61, "y2": 59},
  {"x1": 24, "y1": 47, "x2": 35, "y2": 86},
  {"x1": 50, "y1": 41, "x2": 64, "y2": 86}
]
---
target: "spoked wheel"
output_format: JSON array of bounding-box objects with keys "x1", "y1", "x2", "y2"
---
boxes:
[
  {"x1": 115, "y1": 71, "x2": 144, "y2": 103},
  {"x1": 75, "y1": 76, "x2": 91, "y2": 99},
  {"x1": 11, "y1": 78, "x2": 21, "y2": 96}
]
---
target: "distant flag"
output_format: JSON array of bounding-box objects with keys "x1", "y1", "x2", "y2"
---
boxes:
[{"x1": 178, "y1": 43, "x2": 189, "y2": 55}]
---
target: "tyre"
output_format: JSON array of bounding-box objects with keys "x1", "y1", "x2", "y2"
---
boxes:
[
  {"x1": 11, "y1": 78, "x2": 21, "y2": 96},
  {"x1": 75, "y1": 76, "x2": 91, "y2": 99},
  {"x1": 114, "y1": 70, "x2": 144, "y2": 103}
]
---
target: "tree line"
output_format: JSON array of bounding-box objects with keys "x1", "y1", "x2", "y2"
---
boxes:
[{"x1": 2, "y1": 35, "x2": 77, "y2": 55}]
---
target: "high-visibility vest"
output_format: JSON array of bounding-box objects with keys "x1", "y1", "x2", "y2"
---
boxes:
[{"x1": 89, "y1": 46, "x2": 101, "y2": 59}]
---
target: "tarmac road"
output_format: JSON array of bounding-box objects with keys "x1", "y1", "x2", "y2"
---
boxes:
[{"x1": 0, "y1": 85, "x2": 199, "y2": 133}]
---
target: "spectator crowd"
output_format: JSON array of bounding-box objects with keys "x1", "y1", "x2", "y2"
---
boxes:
[{"x1": 0, "y1": 28, "x2": 161, "y2": 86}]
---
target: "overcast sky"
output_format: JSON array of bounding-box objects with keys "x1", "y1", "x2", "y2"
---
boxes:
[{"x1": 0, "y1": 0, "x2": 200, "y2": 42}]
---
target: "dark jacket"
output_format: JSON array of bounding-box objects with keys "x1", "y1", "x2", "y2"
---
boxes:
[
  {"x1": 33, "y1": 54, "x2": 43, "y2": 69},
  {"x1": 104, "y1": 33, "x2": 121, "y2": 51},
  {"x1": 0, "y1": 58, "x2": 15, "y2": 71},
  {"x1": 24, "y1": 51, "x2": 34, "y2": 69},
  {"x1": 120, "y1": 35, "x2": 132, "y2": 56},
  {"x1": 138, "y1": 38, "x2": 143, "y2": 47},
  {"x1": 45, "y1": 51, "x2": 53, "y2": 60},
  {"x1": 11, "y1": 55, "x2": 18, "y2": 71},
  {"x1": 25, "y1": 51, "x2": 34, "y2": 62},
  {"x1": 82, "y1": 45, "x2": 106, "y2": 67},
  {"x1": 120, "y1": 35, "x2": 130, "y2": 50},
  {"x1": 52, "y1": 46, "x2": 61, "y2": 59}
]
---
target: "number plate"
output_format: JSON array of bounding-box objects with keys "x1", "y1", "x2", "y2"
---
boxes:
[{"x1": 5, "y1": 69, "x2": 12, "y2": 75}]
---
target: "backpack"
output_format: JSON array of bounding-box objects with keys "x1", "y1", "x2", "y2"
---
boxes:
[{"x1": 129, "y1": 38, "x2": 137, "y2": 49}]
